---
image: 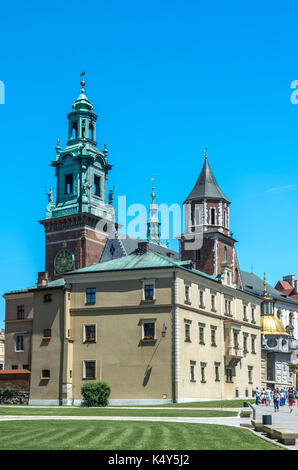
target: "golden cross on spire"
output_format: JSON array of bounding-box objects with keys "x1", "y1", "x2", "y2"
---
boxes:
[{"x1": 80, "y1": 71, "x2": 86, "y2": 88}]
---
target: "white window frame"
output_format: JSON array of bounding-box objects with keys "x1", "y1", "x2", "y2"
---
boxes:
[
  {"x1": 83, "y1": 360, "x2": 97, "y2": 380},
  {"x1": 142, "y1": 280, "x2": 156, "y2": 301},
  {"x1": 141, "y1": 319, "x2": 157, "y2": 340},
  {"x1": 184, "y1": 282, "x2": 191, "y2": 304},
  {"x1": 15, "y1": 335, "x2": 24, "y2": 352},
  {"x1": 83, "y1": 324, "x2": 97, "y2": 343},
  {"x1": 190, "y1": 360, "x2": 196, "y2": 382}
]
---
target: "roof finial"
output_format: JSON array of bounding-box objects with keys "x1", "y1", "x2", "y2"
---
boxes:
[
  {"x1": 80, "y1": 71, "x2": 86, "y2": 92},
  {"x1": 204, "y1": 147, "x2": 208, "y2": 160},
  {"x1": 151, "y1": 176, "x2": 156, "y2": 202},
  {"x1": 263, "y1": 272, "x2": 267, "y2": 295}
]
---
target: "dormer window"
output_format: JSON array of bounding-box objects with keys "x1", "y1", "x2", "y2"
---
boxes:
[{"x1": 65, "y1": 174, "x2": 73, "y2": 195}]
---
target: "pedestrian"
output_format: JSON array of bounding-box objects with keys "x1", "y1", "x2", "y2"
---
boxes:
[
  {"x1": 288, "y1": 388, "x2": 295, "y2": 413},
  {"x1": 255, "y1": 387, "x2": 260, "y2": 405},
  {"x1": 280, "y1": 390, "x2": 285, "y2": 406},
  {"x1": 265, "y1": 387, "x2": 271, "y2": 406},
  {"x1": 295, "y1": 388, "x2": 298, "y2": 405},
  {"x1": 261, "y1": 389, "x2": 266, "y2": 405},
  {"x1": 273, "y1": 390, "x2": 280, "y2": 412}
]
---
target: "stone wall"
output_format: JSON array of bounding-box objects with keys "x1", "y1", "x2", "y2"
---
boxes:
[{"x1": 1, "y1": 390, "x2": 29, "y2": 405}]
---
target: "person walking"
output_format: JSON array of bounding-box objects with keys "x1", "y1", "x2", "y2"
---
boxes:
[
  {"x1": 261, "y1": 389, "x2": 266, "y2": 405},
  {"x1": 273, "y1": 389, "x2": 280, "y2": 412},
  {"x1": 288, "y1": 388, "x2": 295, "y2": 413},
  {"x1": 265, "y1": 387, "x2": 272, "y2": 406},
  {"x1": 295, "y1": 388, "x2": 298, "y2": 405},
  {"x1": 280, "y1": 390, "x2": 286, "y2": 407},
  {"x1": 255, "y1": 387, "x2": 260, "y2": 405}
]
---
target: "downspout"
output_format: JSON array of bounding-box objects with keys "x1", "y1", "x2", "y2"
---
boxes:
[
  {"x1": 172, "y1": 270, "x2": 179, "y2": 403},
  {"x1": 59, "y1": 288, "x2": 66, "y2": 406}
]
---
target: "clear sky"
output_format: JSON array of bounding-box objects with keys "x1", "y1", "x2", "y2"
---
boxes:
[{"x1": 1, "y1": 0, "x2": 298, "y2": 327}]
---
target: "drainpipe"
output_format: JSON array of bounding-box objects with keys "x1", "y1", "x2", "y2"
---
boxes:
[
  {"x1": 172, "y1": 270, "x2": 179, "y2": 403},
  {"x1": 59, "y1": 289, "x2": 66, "y2": 406}
]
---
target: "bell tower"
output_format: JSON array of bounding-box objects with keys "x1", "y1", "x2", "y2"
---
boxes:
[
  {"x1": 40, "y1": 74, "x2": 115, "y2": 280},
  {"x1": 179, "y1": 150, "x2": 242, "y2": 288}
]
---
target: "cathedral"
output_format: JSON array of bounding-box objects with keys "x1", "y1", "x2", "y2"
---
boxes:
[{"x1": 3, "y1": 78, "x2": 298, "y2": 405}]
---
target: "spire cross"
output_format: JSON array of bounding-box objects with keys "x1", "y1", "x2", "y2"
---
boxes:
[
  {"x1": 80, "y1": 71, "x2": 86, "y2": 90},
  {"x1": 204, "y1": 148, "x2": 208, "y2": 160}
]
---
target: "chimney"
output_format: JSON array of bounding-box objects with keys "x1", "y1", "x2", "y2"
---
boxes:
[
  {"x1": 37, "y1": 271, "x2": 49, "y2": 287},
  {"x1": 283, "y1": 275, "x2": 295, "y2": 288},
  {"x1": 294, "y1": 280, "x2": 298, "y2": 295},
  {"x1": 137, "y1": 241, "x2": 149, "y2": 253}
]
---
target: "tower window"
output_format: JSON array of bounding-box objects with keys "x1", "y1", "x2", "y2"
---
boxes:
[
  {"x1": 65, "y1": 174, "x2": 73, "y2": 195},
  {"x1": 94, "y1": 175, "x2": 101, "y2": 197},
  {"x1": 210, "y1": 208, "x2": 216, "y2": 225},
  {"x1": 89, "y1": 123, "x2": 94, "y2": 140},
  {"x1": 71, "y1": 122, "x2": 78, "y2": 139}
]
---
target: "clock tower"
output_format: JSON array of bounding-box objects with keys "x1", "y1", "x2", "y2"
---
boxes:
[{"x1": 40, "y1": 74, "x2": 115, "y2": 280}]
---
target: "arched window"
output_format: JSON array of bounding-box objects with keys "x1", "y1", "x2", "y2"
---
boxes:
[
  {"x1": 223, "y1": 210, "x2": 226, "y2": 227},
  {"x1": 89, "y1": 123, "x2": 94, "y2": 140},
  {"x1": 224, "y1": 246, "x2": 227, "y2": 261},
  {"x1": 277, "y1": 309, "x2": 282, "y2": 320},
  {"x1": 210, "y1": 208, "x2": 216, "y2": 225},
  {"x1": 289, "y1": 312, "x2": 294, "y2": 325},
  {"x1": 71, "y1": 122, "x2": 78, "y2": 139}
]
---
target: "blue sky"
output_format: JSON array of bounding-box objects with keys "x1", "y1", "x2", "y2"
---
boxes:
[{"x1": 1, "y1": 0, "x2": 298, "y2": 327}]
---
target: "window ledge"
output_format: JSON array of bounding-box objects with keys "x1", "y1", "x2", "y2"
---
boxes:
[
  {"x1": 201, "y1": 380, "x2": 207, "y2": 384},
  {"x1": 140, "y1": 339, "x2": 157, "y2": 346},
  {"x1": 84, "y1": 340, "x2": 96, "y2": 344},
  {"x1": 211, "y1": 343, "x2": 217, "y2": 347},
  {"x1": 42, "y1": 337, "x2": 51, "y2": 340},
  {"x1": 82, "y1": 377, "x2": 96, "y2": 380},
  {"x1": 66, "y1": 337, "x2": 74, "y2": 342},
  {"x1": 185, "y1": 339, "x2": 192, "y2": 343},
  {"x1": 199, "y1": 341, "x2": 205, "y2": 345},
  {"x1": 85, "y1": 303, "x2": 96, "y2": 306},
  {"x1": 215, "y1": 379, "x2": 220, "y2": 382},
  {"x1": 40, "y1": 377, "x2": 50, "y2": 381},
  {"x1": 211, "y1": 308, "x2": 217, "y2": 313},
  {"x1": 141, "y1": 299, "x2": 156, "y2": 304},
  {"x1": 185, "y1": 300, "x2": 191, "y2": 305},
  {"x1": 190, "y1": 379, "x2": 196, "y2": 383},
  {"x1": 199, "y1": 304, "x2": 205, "y2": 309}
]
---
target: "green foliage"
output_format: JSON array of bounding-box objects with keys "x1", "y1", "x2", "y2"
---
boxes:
[
  {"x1": 0, "y1": 387, "x2": 14, "y2": 403},
  {"x1": 81, "y1": 381, "x2": 111, "y2": 407}
]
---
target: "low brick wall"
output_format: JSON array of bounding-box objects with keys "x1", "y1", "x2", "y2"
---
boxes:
[{"x1": 0, "y1": 370, "x2": 31, "y2": 391}]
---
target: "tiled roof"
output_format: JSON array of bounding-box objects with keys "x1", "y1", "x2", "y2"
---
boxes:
[
  {"x1": 184, "y1": 158, "x2": 230, "y2": 203},
  {"x1": 0, "y1": 370, "x2": 31, "y2": 374},
  {"x1": 4, "y1": 278, "x2": 65, "y2": 296},
  {"x1": 241, "y1": 271, "x2": 298, "y2": 305}
]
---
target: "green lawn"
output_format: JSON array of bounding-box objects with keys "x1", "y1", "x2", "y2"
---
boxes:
[
  {"x1": 120, "y1": 399, "x2": 256, "y2": 408},
  {"x1": 0, "y1": 420, "x2": 280, "y2": 450},
  {"x1": 0, "y1": 406, "x2": 237, "y2": 418}
]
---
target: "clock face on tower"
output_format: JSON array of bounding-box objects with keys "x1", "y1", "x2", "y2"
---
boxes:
[{"x1": 54, "y1": 248, "x2": 75, "y2": 274}]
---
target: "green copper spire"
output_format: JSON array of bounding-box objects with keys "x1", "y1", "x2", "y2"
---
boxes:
[
  {"x1": 147, "y1": 178, "x2": 161, "y2": 245},
  {"x1": 45, "y1": 74, "x2": 114, "y2": 223}
]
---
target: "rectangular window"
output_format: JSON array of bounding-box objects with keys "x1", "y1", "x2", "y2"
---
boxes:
[
  {"x1": 233, "y1": 331, "x2": 239, "y2": 348},
  {"x1": 225, "y1": 299, "x2": 232, "y2": 315},
  {"x1": 251, "y1": 336, "x2": 256, "y2": 353},
  {"x1": 144, "y1": 284, "x2": 154, "y2": 301},
  {"x1": 199, "y1": 290, "x2": 204, "y2": 307},
  {"x1": 185, "y1": 323, "x2": 191, "y2": 342},
  {"x1": 0, "y1": 364, "x2": 3, "y2": 370},
  {"x1": 199, "y1": 325, "x2": 205, "y2": 344},
  {"x1": 42, "y1": 369, "x2": 50, "y2": 379},
  {"x1": 16, "y1": 335, "x2": 24, "y2": 352},
  {"x1": 211, "y1": 294, "x2": 216, "y2": 311},
  {"x1": 201, "y1": 364, "x2": 206, "y2": 383},
  {"x1": 190, "y1": 361, "x2": 196, "y2": 381},
  {"x1": 84, "y1": 325, "x2": 96, "y2": 343},
  {"x1": 94, "y1": 175, "x2": 101, "y2": 196},
  {"x1": 243, "y1": 335, "x2": 248, "y2": 352},
  {"x1": 251, "y1": 308, "x2": 256, "y2": 324},
  {"x1": 215, "y1": 365, "x2": 220, "y2": 382},
  {"x1": 12, "y1": 365, "x2": 18, "y2": 370},
  {"x1": 65, "y1": 174, "x2": 73, "y2": 195},
  {"x1": 43, "y1": 329, "x2": 51, "y2": 339},
  {"x1": 143, "y1": 321, "x2": 155, "y2": 340},
  {"x1": 211, "y1": 328, "x2": 216, "y2": 346},
  {"x1": 23, "y1": 364, "x2": 30, "y2": 370},
  {"x1": 243, "y1": 305, "x2": 248, "y2": 321},
  {"x1": 43, "y1": 294, "x2": 52, "y2": 303},
  {"x1": 248, "y1": 367, "x2": 253, "y2": 384},
  {"x1": 83, "y1": 360, "x2": 96, "y2": 379},
  {"x1": 17, "y1": 305, "x2": 24, "y2": 320},
  {"x1": 185, "y1": 285, "x2": 190, "y2": 303},
  {"x1": 86, "y1": 288, "x2": 96, "y2": 305}
]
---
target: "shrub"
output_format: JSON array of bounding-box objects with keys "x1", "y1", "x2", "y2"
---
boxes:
[
  {"x1": 2, "y1": 386, "x2": 14, "y2": 402},
  {"x1": 81, "y1": 381, "x2": 111, "y2": 407}
]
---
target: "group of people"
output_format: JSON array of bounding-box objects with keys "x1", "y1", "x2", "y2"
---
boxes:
[{"x1": 255, "y1": 387, "x2": 298, "y2": 413}]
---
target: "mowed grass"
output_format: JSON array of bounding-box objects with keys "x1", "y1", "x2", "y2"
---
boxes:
[
  {"x1": 0, "y1": 406, "x2": 237, "y2": 418},
  {"x1": 0, "y1": 420, "x2": 280, "y2": 450},
  {"x1": 121, "y1": 399, "x2": 256, "y2": 408}
]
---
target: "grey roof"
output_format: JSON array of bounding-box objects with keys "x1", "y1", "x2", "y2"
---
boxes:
[
  {"x1": 184, "y1": 158, "x2": 230, "y2": 203},
  {"x1": 241, "y1": 271, "x2": 298, "y2": 306},
  {"x1": 119, "y1": 235, "x2": 178, "y2": 259},
  {"x1": 4, "y1": 278, "x2": 65, "y2": 296}
]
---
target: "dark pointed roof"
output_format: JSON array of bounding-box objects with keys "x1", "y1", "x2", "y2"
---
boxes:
[{"x1": 184, "y1": 157, "x2": 230, "y2": 203}]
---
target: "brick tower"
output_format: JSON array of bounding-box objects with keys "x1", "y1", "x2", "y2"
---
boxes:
[
  {"x1": 40, "y1": 74, "x2": 115, "y2": 280},
  {"x1": 179, "y1": 150, "x2": 242, "y2": 288}
]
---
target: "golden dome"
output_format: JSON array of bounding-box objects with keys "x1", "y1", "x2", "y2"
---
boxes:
[{"x1": 261, "y1": 315, "x2": 289, "y2": 336}]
